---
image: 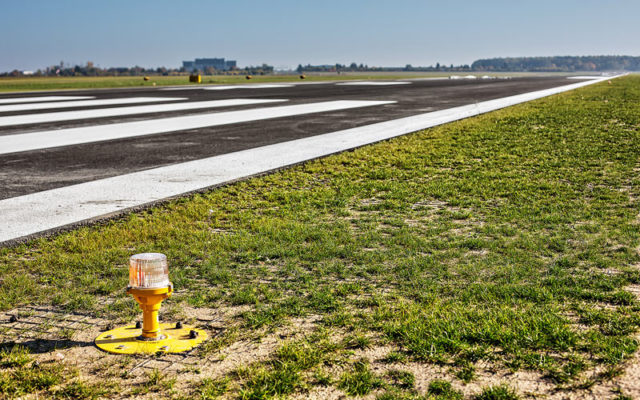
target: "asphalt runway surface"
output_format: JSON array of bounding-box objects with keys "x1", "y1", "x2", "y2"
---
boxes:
[
  {"x1": 0, "y1": 76, "x2": 601, "y2": 243},
  {"x1": 0, "y1": 76, "x2": 586, "y2": 200}
]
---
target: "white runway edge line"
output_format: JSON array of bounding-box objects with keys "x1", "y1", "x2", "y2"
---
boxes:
[
  {"x1": 0, "y1": 98, "x2": 287, "y2": 127},
  {"x1": 0, "y1": 100, "x2": 394, "y2": 155},
  {"x1": 0, "y1": 97, "x2": 185, "y2": 113},
  {"x1": 0, "y1": 96, "x2": 95, "y2": 104},
  {"x1": 0, "y1": 76, "x2": 619, "y2": 243}
]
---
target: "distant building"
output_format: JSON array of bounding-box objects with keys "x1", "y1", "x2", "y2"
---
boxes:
[{"x1": 182, "y1": 58, "x2": 237, "y2": 72}]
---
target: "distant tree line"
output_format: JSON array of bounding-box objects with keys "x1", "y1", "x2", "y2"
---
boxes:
[
  {"x1": 0, "y1": 61, "x2": 275, "y2": 77},
  {"x1": 241, "y1": 64, "x2": 274, "y2": 75},
  {"x1": 297, "y1": 56, "x2": 640, "y2": 73},
  {"x1": 296, "y1": 63, "x2": 471, "y2": 73},
  {"x1": 471, "y1": 56, "x2": 640, "y2": 72},
  {"x1": 4, "y1": 56, "x2": 639, "y2": 77}
]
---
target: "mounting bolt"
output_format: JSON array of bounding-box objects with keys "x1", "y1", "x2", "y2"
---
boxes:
[
  {"x1": 135, "y1": 321, "x2": 142, "y2": 329},
  {"x1": 176, "y1": 321, "x2": 183, "y2": 329},
  {"x1": 189, "y1": 330, "x2": 198, "y2": 339}
]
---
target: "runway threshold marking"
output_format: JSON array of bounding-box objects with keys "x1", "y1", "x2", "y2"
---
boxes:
[
  {"x1": 0, "y1": 98, "x2": 287, "y2": 127},
  {"x1": 0, "y1": 100, "x2": 395, "y2": 155},
  {"x1": 336, "y1": 81, "x2": 412, "y2": 86},
  {"x1": 0, "y1": 96, "x2": 95, "y2": 104},
  {"x1": 0, "y1": 97, "x2": 186, "y2": 113}
]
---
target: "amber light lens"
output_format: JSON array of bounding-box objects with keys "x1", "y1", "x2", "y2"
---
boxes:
[{"x1": 128, "y1": 253, "x2": 170, "y2": 289}]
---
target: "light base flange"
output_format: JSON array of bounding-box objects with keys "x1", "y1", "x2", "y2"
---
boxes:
[{"x1": 95, "y1": 323, "x2": 207, "y2": 354}]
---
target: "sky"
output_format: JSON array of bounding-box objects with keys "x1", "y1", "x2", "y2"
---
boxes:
[{"x1": 1, "y1": 0, "x2": 638, "y2": 72}]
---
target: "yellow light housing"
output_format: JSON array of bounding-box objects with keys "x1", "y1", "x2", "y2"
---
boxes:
[{"x1": 95, "y1": 253, "x2": 207, "y2": 354}]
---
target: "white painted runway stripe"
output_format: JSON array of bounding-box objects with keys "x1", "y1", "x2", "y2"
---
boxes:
[
  {"x1": 160, "y1": 86, "x2": 212, "y2": 91},
  {"x1": 160, "y1": 82, "x2": 339, "y2": 91},
  {"x1": 337, "y1": 81, "x2": 411, "y2": 86},
  {"x1": 204, "y1": 84, "x2": 295, "y2": 90},
  {"x1": 406, "y1": 77, "x2": 450, "y2": 81},
  {"x1": 0, "y1": 98, "x2": 287, "y2": 127},
  {"x1": 0, "y1": 97, "x2": 185, "y2": 113},
  {"x1": 0, "y1": 100, "x2": 394, "y2": 155},
  {"x1": 0, "y1": 96, "x2": 95, "y2": 104},
  {"x1": 0, "y1": 76, "x2": 618, "y2": 244}
]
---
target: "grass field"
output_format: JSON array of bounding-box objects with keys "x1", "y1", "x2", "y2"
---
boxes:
[
  {"x1": 0, "y1": 77, "x2": 639, "y2": 399},
  {"x1": 0, "y1": 73, "x2": 451, "y2": 92}
]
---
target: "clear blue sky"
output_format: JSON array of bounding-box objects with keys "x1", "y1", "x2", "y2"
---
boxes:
[{"x1": 1, "y1": 0, "x2": 638, "y2": 71}]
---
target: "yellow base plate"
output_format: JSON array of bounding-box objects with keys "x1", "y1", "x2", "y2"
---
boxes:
[{"x1": 95, "y1": 323, "x2": 207, "y2": 354}]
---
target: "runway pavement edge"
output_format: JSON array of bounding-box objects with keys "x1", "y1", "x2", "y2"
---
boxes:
[{"x1": 0, "y1": 75, "x2": 620, "y2": 246}]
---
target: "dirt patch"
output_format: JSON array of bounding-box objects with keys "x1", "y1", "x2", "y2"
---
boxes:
[
  {"x1": 290, "y1": 385, "x2": 347, "y2": 400},
  {"x1": 0, "y1": 304, "x2": 328, "y2": 398},
  {"x1": 613, "y1": 351, "x2": 640, "y2": 399},
  {"x1": 342, "y1": 344, "x2": 637, "y2": 399}
]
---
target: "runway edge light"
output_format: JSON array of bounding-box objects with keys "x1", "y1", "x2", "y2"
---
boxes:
[{"x1": 95, "y1": 253, "x2": 207, "y2": 354}]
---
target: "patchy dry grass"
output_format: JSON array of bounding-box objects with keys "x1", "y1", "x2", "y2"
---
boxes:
[{"x1": 0, "y1": 76, "x2": 639, "y2": 398}]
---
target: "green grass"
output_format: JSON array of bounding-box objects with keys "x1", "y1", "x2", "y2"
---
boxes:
[
  {"x1": 427, "y1": 380, "x2": 464, "y2": 400},
  {"x1": 130, "y1": 368, "x2": 176, "y2": 396},
  {"x1": 338, "y1": 360, "x2": 385, "y2": 396},
  {"x1": 473, "y1": 385, "x2": 520, "y2": 400},
  {"x1": 386, "y1": 369, "x2": 415, "y2": 390},
  {"x1": 0, "y1": 73, "x2": 449, "y2": 92},
  {"x1": 0, "y1": 345, "x2": 115, "y2": 399},
  {"x1": 50, "y1": 380, "x2": 116, "y2": 400},
  {"x1": 1, "y1": 76, "x2": 639, "y2": 398},
  {"x1": 0, "y1": 346, "x2": 30, "y2": 369},
  {"x1": 197, "y1": 377, "x2": 230, "y2": 399},
  {"x1": 382, "y1": 351, "x2": 409, "y2": 364}
]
